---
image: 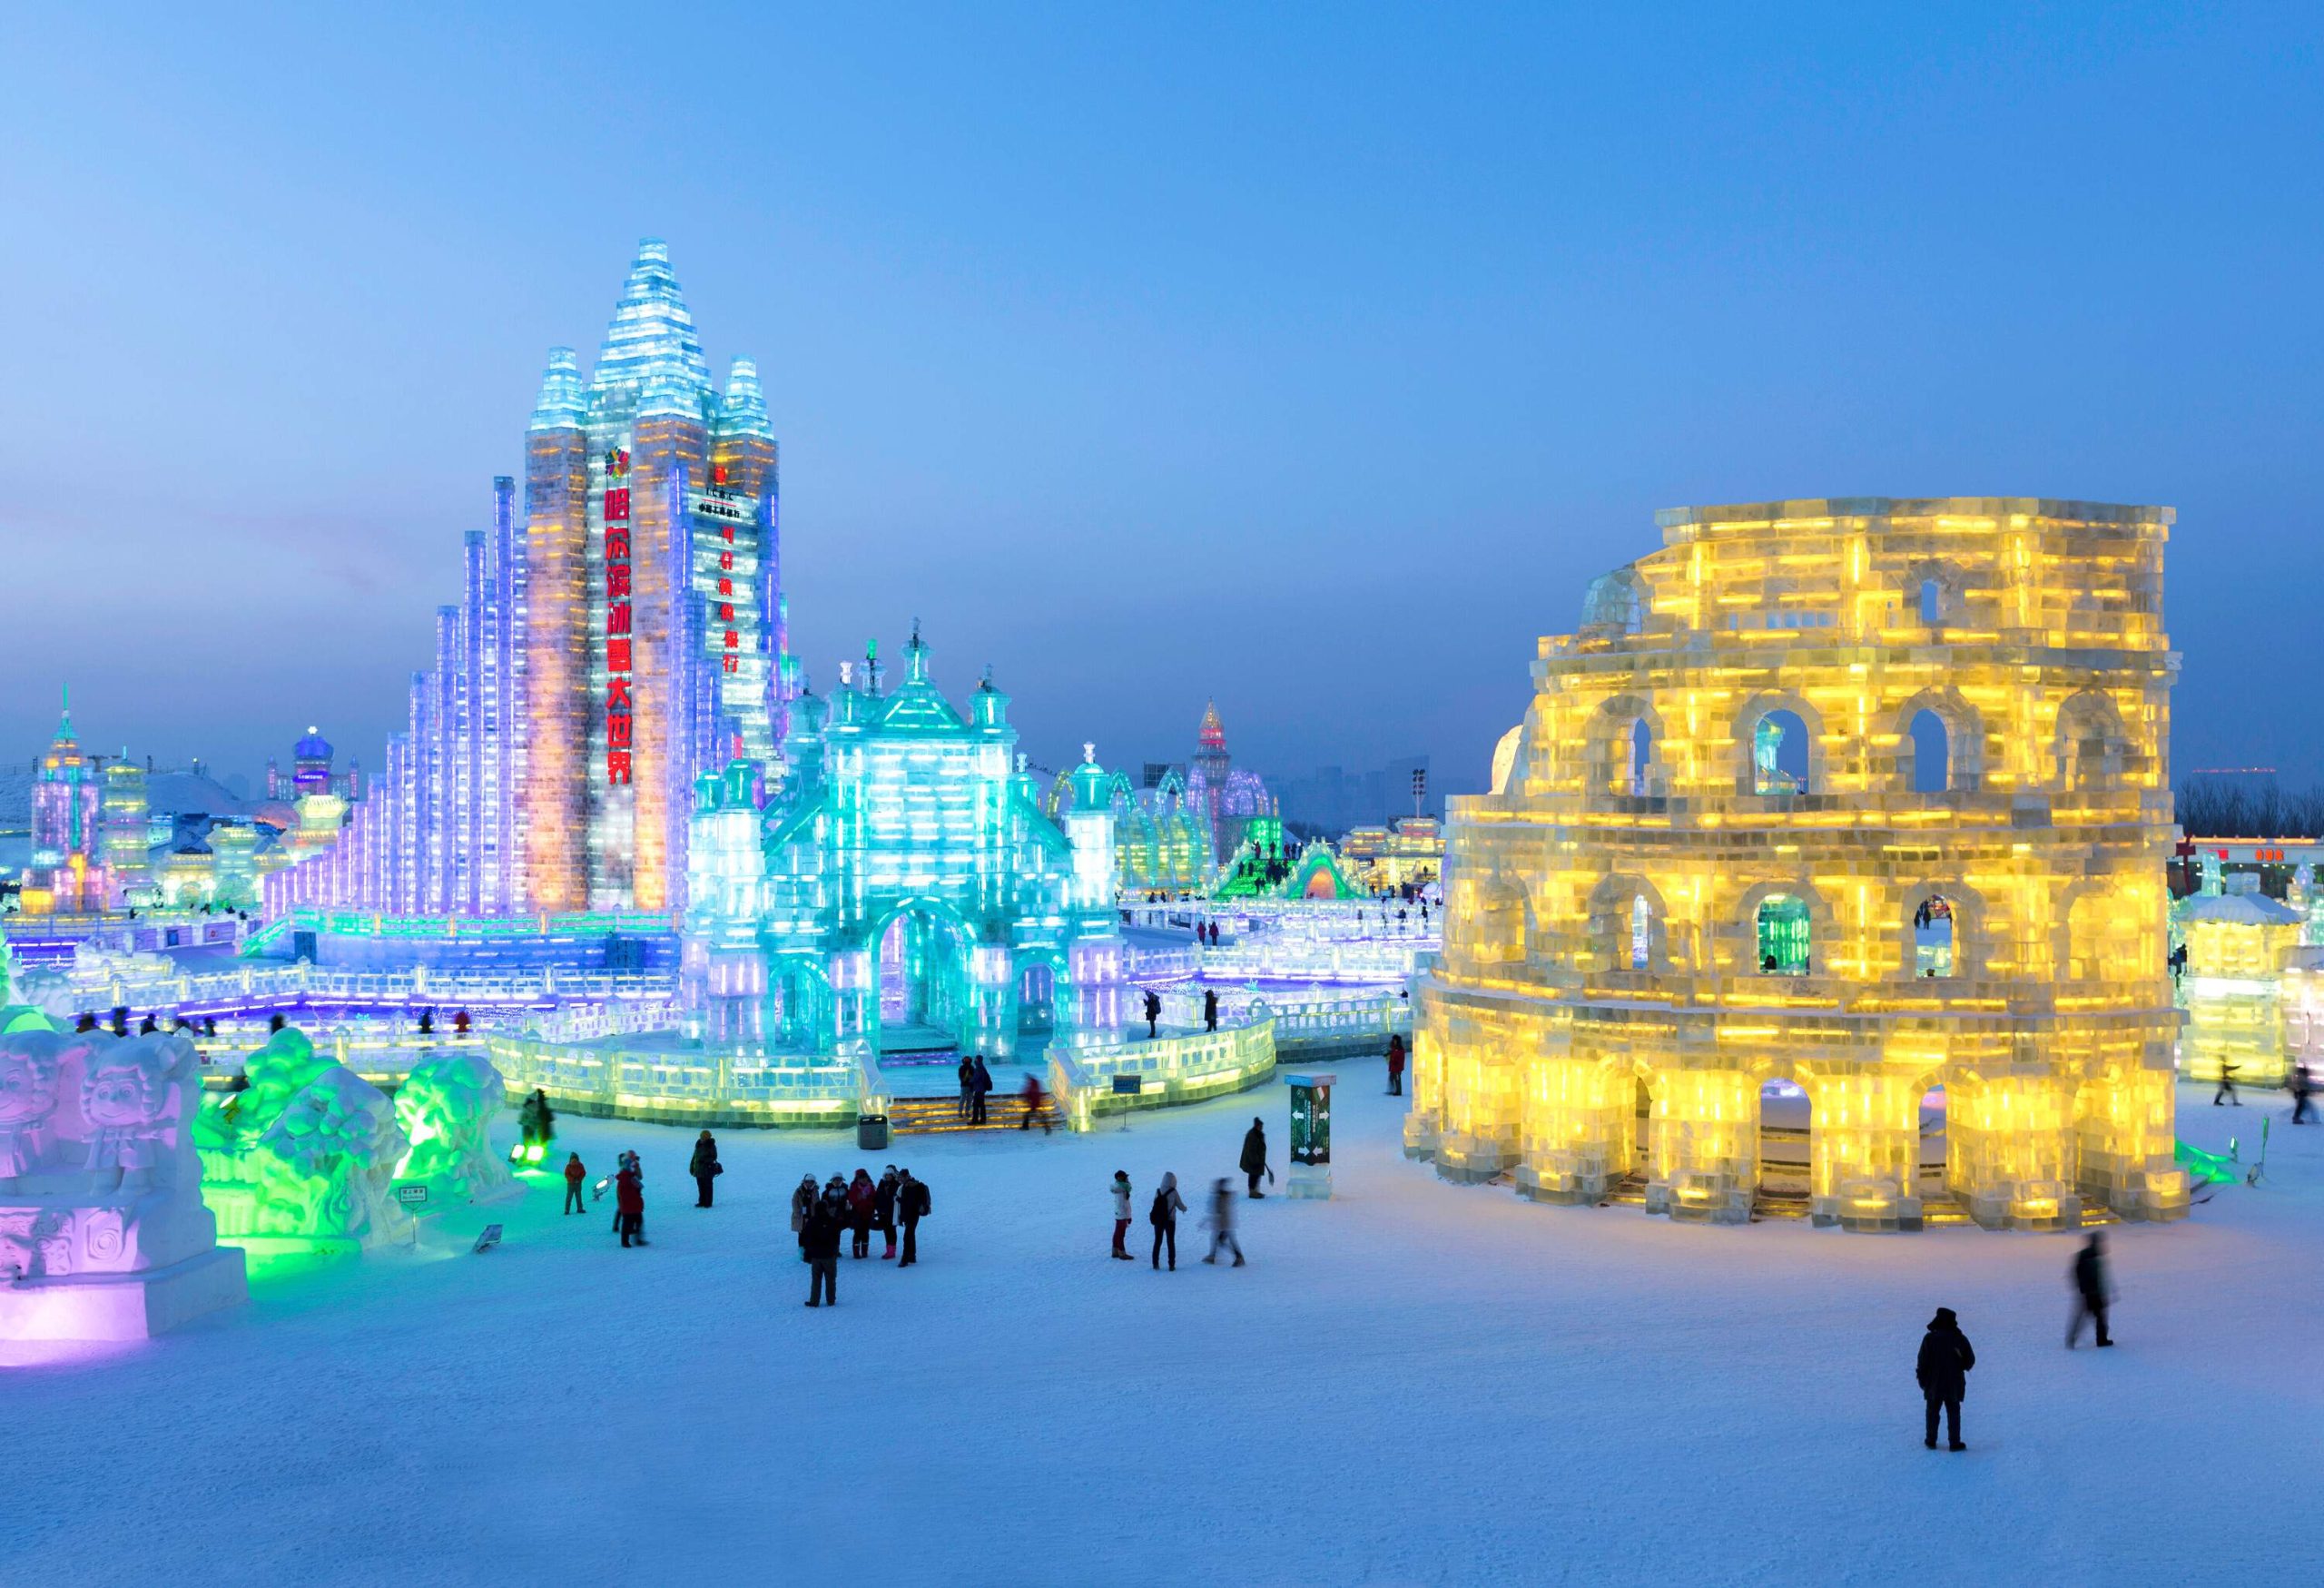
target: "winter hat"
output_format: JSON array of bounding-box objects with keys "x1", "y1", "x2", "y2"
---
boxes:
[
  {"x1": 1114, "y1": 1170, "x2": 1128, "y2": 1181},
  {"x1": 1931, "y1": 1307, "x2": 1958, "y2": 1327}
]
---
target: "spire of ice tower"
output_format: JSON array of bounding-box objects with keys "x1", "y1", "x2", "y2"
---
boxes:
[
  {"x1": 594, "y1": 238, "x2": 711, "y2": 400},
  {"x1": 715, "y1": 357, "x2": 774, "y2": 441},
  {"x1": 528, "y1": 346, "x2": 587, "y2": 431}
]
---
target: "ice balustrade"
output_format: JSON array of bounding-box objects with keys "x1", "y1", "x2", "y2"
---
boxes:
[
  {"x1": 31, "y1": 959, "x2": 676, "y2": 1017},
  {"x1": 1049, "y1": 1010, "x2": 1279, "y2": 1130},
  {"x1": 487, "y1": 1034, "x2": 863, "y2": 1127}
]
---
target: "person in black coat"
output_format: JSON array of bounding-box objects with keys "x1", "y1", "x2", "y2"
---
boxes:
[
  {"x1": 1915, "y1": 1307, "x2": 1975, "y2": 1450},
  {"x1": 896, "y1": 1169, "x2": 931, "y2": 1267},
  {"x1": 970, "y1": 1057, "x2": 993, "y2": 1125},
  {"x1": 873, "y1": 1166, "x2": 901, "y2": 1259},
  {"x1": 2067, "y1": 1232, "x2": 2113, "y2": 1347},
  {"x1": 1144, "y1": 990, "x2": 1162, "y2": 1041},
  {"x1": 1204, "y1": 987, "x2": 1219, "y2": 1032},
  {"x1": 687, "y1": 1130, "x2": 721, "y2": 1208},
  {"x1": 802, "y1": 1199, "x2": 844, "y2": 1307},
  {"x1": 1239, "y1": 1118, "x2": 1272, "y2": 1198}
]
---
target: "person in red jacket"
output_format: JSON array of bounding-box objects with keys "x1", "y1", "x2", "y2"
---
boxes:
[
  {"x1": 615, "y1": 1160, "x2": 646, "y2": 1248},
  {"x1": 845, "y1": 1168, "x2": 876, "y2": 1258},
  {"x1": 562, "y1": 1152, "x2": 586, "y2": 1215},
  {"x1": 1019, "y1": 1072, "x2": 1052, "y2": 1134},
  {"x1": 1386, "y1": 1033, "x2": 1406, "y2": 1097}
]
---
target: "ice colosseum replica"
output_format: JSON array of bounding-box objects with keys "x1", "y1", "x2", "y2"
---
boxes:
[{"x1": 1410, "y1": 498, "x2": 2191, "y2": 1231}]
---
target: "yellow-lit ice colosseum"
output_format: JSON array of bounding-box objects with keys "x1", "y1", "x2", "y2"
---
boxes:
[{"x1": 1409, "y1": 498, "x2": 2190, "y2": 1231}]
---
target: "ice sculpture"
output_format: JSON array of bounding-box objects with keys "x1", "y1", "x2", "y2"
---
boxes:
[
  {"x1": 2175, "y1": 891, "x2": 2301, "y2": 1089},
  {"x1": 1413, "y1": 498, "x2": 2189, "y2": 1232},
  {"x1": 395, "y1": 1051, "x2": 517, "y2": 1203},
  {"x1": 194, "y1": 1028, "x2": 412, "y2": 1252},
  {"x1": 0, "y1": 1029, "x2": 248, "y2": 1340}
]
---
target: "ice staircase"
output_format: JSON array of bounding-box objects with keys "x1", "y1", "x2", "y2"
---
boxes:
[{"x1": 885, "y1": 1093, "x2": 1057, "y2": 1135}]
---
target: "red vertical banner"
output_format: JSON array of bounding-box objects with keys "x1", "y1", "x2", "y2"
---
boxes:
[{"x1": 604, "y1": 448, "x2": 634, "y2": 786}]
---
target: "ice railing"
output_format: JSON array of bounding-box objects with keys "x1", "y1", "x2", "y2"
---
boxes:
[
  {"x1": 23, "y1": 958, "x2": 678, "y2": 1017},
  {"x1": 1049, "y1": 1008, "x2": 1279, "y2": 1132},
  {"x1": 487, "y1": 1033, "x2": 861, "y2": 1123}
]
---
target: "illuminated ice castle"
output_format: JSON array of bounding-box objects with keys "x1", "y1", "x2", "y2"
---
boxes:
[
  {"x1": 267, "y1": 240, "x2": 793, "y2": 919},
  {"x1": 1411, "y1": 498, "x2": 2189, "y2": 1232},
  {"x1": 684, "y1": 628, "x2": 1125, "y2": 1057}
]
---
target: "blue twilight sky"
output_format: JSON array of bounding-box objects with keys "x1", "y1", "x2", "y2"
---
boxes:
[{"x1": 2, "y1": 3, "x2": 2319, "y2": 800}]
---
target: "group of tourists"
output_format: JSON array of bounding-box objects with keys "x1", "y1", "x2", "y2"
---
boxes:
[
  {"x1": 792, "y1": 1166, "x2": 934, "y2": 1305},
  {"x1": 1103, "y1": 1116, "x2": 1276, "y2": 1270}
]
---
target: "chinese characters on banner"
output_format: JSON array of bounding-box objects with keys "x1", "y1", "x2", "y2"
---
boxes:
[
  {"x1": 605, "y1": 449, "x2": 633, "y2": 785},
  {"x1": 721, "y1": 522, "x2": 740, "y2": 674}
]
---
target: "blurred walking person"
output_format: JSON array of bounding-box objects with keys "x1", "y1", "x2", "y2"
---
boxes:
[
  {"x1": 1020, "y1": 1072, "x2": 1053, "y2": 1134},
  {"x1": 2292, "y1": 1061, "x2": 2316, "y2": 1125},
  {"x1": 1201, "y1": 1177, "x2": 1245, "y2": 1266},
  {"x1": 1916, "y1": 1307, "x2": 1975, "y2": 1450},
  {"x1": 1386, "y1": 1032, "x2": 1406, "y2": 1097},
  {"x1": 971, "y1": 1056, "x2": 993, "y2": 1125},
  {"x1": 2067, "y1": 1232, "x2": 2114, "y2": 1348},
  {"x1": 2214, "y1": 1058, "x2": 2241, "y2": 1106},
  {"x1": 958, "y1": 1054, "x2": 977, "y2": 1120},
  {"x1": 1149, "y1": 1172, "x2": 1185, "y2": 1269}
]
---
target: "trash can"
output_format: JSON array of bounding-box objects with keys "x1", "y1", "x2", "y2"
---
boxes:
[{"x1": 857, "y1": 1113, "x2": 890, "y2": 1151}]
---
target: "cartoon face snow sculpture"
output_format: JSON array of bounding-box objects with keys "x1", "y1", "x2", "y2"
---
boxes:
[
  {"x1": 393, "y1": 1051, "x2": 513, "y2": 1201},
  {"x1": 0, "y1": 1034, "x2": 65, "y2": 1183},
  {"x1": 82, "y1": 1040, "x2": 192, "y2": 1189}
]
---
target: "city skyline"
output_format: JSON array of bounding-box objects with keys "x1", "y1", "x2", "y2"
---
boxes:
[{"x1": 4, "y1": 5, "x2": 2320, "y2": 794}]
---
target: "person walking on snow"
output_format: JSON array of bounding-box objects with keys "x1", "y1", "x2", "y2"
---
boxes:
[
  {"x1": 1110, "y1": 1170, "x2": 1134, "y2": 1258},
  {"x1": 615, "y1": 1159, "x2": 646, "y2": 1248},
  {"x1": 1386, "y1": 1032, "x2": 1406, "y2": 1097},
  {"x1": 1916, "y1": 1307, "x2": 1975, "y2": 1450},
  {"x1": 1240, "y1": 1118, "x2": 1273, "y2": 1198},
  {"x1": 845, "y1": 1169, "x2": 877, "y2": 1258},
  {"x1": 2068, "y1": 1232, "x2": 2114, "y2": 1348},
  {"x1": 1202, "y1": 1177, "x2": 1245, "y2": 1266},
  {"x1": 957, "y1": 1055, "x2": 977, "y2": 1121},
  {"x1": 1020, "y1": 1072, "x2": 1053, "y2": 1133},
  {"x1": 791, "y1": 1173, "x2": 819, "y2": 1236},
  {"x1": 1149, "y1": 1172, "x2": 1187, "y2": 1269},
  {"x1": 971, "y1": 1056, "x2": 993, "y2": 1125},
  {"x1": 1204, "y1": 987, "x2": 1220, "y2": 1032},
  {"x1": 896, "y1": 1169, "x2": 931, "y2": 1267},
  {"x1": 2214, "y1": 1057, "x2": 2242, "y2": 1106},
  {"x1": 802, "y1": 1192, "x2": 843, "y2": 1307},
  {"x1": 688, "y1": 1130, "x2": 721, "y2": 1208},
  {"x1": 1144, "y1": 990, "x2": 1162, "y2": 1040},
  {"x1": 874, "y1": 1166, "x2": 900, "y2": 1258},
  {"x1": 562, "y1": 1151, "x2": 586, "y2": 1214},
  {"x1": 2292, "y1": 1061, "x2": 2317, "y2": 1125}
]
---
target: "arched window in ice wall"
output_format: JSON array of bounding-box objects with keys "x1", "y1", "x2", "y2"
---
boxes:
[
  {"x1": 1753, "y1": 710, "x2": 1810, "y2": 795},
  {"x1": 1914, "y1": 893, "x2": 1956, "y2": 978},
  {"x1": 1909, "y1": 709, "x2": 1951, "y2": 794},
  {"x1": 1757, "y1": 894, "x2": 1812, "y2": 973}
]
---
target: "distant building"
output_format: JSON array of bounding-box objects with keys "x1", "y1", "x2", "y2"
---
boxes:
[
  {"x1": 25, "y1": 695, "x2": 105, "y2": 913},
  {"x1": 1275, "y1": 755, "x2": 1440, "y2": 837}
]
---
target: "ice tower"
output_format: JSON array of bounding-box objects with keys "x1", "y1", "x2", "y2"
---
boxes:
[
  {"x1": 1411, "y1": 498, "x2": 2189, "y2": 1232},
  {"x1": 526, "y1": 239, "x2": 789, "y2": 912}
]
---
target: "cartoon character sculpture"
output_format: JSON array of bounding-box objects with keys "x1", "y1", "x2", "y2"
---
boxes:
[
  {"x1": 194, "y1": 1026, "x2": 411, "y2": 1249},
  {"x1": 394, "y1": 1051, "x2": 516, "y2": 1203},
  {"x1": 0, "y1": 1028, "x2": 247, "y2": 1341}
]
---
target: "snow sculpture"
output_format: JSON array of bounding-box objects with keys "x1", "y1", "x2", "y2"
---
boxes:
[
  {"x1": 0, "y1": 1029, "x2": 247, "y2": 1340},
  {"x1": 1413, "y1": 498, "x2": 2189, "y2": 1232},
  {"x1": 395, "y1": 1051, "x2": 516, "y2": 1203},
  {"x1": 194, "y1": 1028, "x2": 412, "y2": 1251}
]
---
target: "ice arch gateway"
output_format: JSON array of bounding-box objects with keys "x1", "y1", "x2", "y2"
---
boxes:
[{"x1": 1409, "y1": 498, "x2": 2189, "y2": 1232}]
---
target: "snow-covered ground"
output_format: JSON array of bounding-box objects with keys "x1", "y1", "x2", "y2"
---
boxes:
[{"x1": 9, "y1": 1074, "x2": 2317, "y2": 1587}]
